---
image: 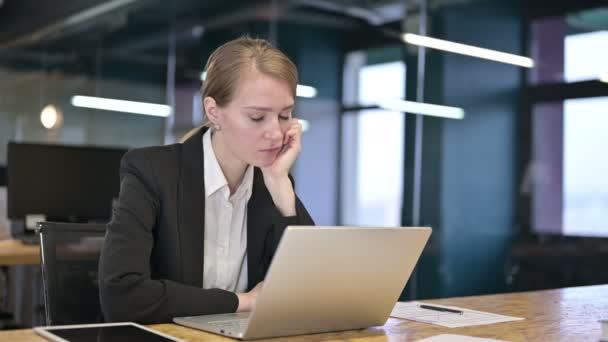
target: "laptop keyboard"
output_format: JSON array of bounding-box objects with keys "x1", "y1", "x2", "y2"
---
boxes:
[{"x1": 208, "y1": 318, "x2": 249, "y2": 332}]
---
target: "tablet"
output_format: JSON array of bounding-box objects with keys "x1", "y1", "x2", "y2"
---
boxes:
[{"x1": 34, "y1": 322, "x2": 184, "y2": 342}]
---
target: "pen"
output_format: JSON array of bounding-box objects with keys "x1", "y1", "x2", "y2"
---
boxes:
[{"x1": 419, "y1": 304, "x2": 463, "y2": 315}]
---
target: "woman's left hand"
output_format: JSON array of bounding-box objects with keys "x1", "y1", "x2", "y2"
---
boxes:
[
  {"x1": 261, "y1": 118, "x2": 302, "y2": 181},
  {"x1": 260, "y1": 118, "x2": 301, "y2": 217}
]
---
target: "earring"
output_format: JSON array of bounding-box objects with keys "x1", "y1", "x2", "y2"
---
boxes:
[{"x1": 214, "y1": 124, "x2": 221, "y2": 131}]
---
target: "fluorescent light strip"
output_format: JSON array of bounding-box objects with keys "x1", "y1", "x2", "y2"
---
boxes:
[
  {"x1": 402, "y1": 33, "x2": 534, "y2": 68},
  {"x1": 71, "y1": 96, "x2": 172, "y2": 117},
  {"x1": 298, "y1": 119, "x2": 310, "y2": 132},
  {"x1": 200, "y1": 71, "x2": 317, "y2": 98},
  {"x1": 65, "y1": 0, "x2": 139, "y2": 26},
  {"x1": 600, "y1": 73, "x2": 608, "y2": 83},
  {"x1": 296, "y1": 85, "x2": 317, "y2": 98},
  {"x1": 377, "y1": 99, "x2": 465, "y2": 120}
]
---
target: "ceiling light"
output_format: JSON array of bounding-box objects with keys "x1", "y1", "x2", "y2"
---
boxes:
[
  {"x1": 402, "y1": 33, "x2": 534, "y2": 68},
  {"x1": 40, "y1": 105, "x2": 63, "y2": 129},
  {"x1": 377, "y1": 99, "x2": 465, "y2": 120},
  {"x1": 71, "y1": 95, "x2": 172, "y2": 117},
  {"x1": 296, "y1": 85, "x2": 317, "y2": 98},
  {"x1": 298, "y1": 119, "x2": 310, "y2": 132}
]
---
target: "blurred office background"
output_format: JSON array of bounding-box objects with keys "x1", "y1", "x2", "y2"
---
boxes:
[{"x1": 1, "y1": 0, "x2": 608, "y2": 329}]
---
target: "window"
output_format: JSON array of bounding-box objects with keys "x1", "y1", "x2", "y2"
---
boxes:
[
  {"x1": 562, "y1": 97, "x2": 608, "y2": 236},
  {"x1": 530, "y1": 8, "x2": 608, "y2": 85},
  {"x1": 529, "y1": 7, "x2": 608, "y2": 237},
  {"x1": 564, "y1": 31, "x2": 608, "y2": 83},
  {"x1": 341, "y1": 53, "x2": 405, "y2": 227}
]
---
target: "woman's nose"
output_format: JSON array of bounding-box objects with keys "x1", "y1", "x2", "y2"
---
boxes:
[{"x1": 263, "y1": 118, "x2": 283, "y2": 141}]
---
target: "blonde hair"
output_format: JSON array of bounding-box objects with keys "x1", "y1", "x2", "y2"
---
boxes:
[
  {"x1": 180, "y1": 36, "x2": 298, "y2": 143},
  {"x1": 204, "y1": 36, "x2": 297, "y2": 106}
]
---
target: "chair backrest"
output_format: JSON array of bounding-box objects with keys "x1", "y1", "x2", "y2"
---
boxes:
[{"x1": 37, "y1": 221, "x2": 106, "y2": 325}]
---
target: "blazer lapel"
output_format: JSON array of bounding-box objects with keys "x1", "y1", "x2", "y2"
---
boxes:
[
  {"x1": 247, "y1": 168, "x2": 272, "y2": 289},
  {"x1": 178, "y1": 127, "x2": 207, "y2": 286}
]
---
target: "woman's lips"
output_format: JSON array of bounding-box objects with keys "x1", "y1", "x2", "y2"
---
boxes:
[{"x1": 260, "y1": 146, "x2": 281, "y2": 154}]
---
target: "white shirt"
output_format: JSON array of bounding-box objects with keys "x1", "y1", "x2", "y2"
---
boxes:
[{"x1": 202, "y1": 129, "x2": 253, "y2": 293}]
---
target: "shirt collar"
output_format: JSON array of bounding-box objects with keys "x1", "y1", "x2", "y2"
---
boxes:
[
  {"x1": 202, "y1": 129, "x2": 254, "y2": 200},
  {"x1": 235, "y1": 163, "x2": 254, "y2": 201}
]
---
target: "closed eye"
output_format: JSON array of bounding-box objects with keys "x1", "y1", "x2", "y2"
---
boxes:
[
  {"x1": 280, "y1": 111, "x2": 293, "y2": 121},
  {"x1": 250, "y1": 113, "x2": 291, "y2": 122}
]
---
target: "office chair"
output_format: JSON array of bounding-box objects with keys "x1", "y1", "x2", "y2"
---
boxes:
[
  {"x1": 0, "y1": 269, "x2": 15, "y2": 329},
  {"x1": 37, "y1": 222, "x2": 106, "y2": 325}
]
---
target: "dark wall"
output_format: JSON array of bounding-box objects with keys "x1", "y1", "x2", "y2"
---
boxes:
[
  {"x1": 401, "y1": 46, "x2": 445, "y2": 299},
  {"x1": 280, "y1": 24, "x2": 342, "y2": 225},
  {"x1": 404, "y1": 0, "x2": 522, "y2": 299}
]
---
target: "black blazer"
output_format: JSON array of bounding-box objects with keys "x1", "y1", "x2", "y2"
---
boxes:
[{"x1": 99, "y1": 127, "x2": 314, "y2": 323}]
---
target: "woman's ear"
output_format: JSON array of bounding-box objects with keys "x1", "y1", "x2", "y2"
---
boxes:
[{"x1": 203, "y1": 96, "x2": 221, "y2": 125}]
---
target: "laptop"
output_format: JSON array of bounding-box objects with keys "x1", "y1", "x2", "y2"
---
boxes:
[{"x1": 173, "y1": 226, "x2": 432, "y2": 340}]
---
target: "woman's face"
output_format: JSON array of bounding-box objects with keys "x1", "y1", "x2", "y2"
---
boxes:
[{"x1": 211, "y1": 68, "x2": 295, "y2": 168}]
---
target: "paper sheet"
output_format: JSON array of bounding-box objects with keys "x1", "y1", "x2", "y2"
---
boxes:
[
  {"x1": 390, "y1": 301, "x2": 524, "y2": 328},
  {"x1": 415, "y1": 334, "x2": 508, "y2": 342}
]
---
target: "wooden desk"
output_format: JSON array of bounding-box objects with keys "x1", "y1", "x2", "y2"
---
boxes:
[
  {"x1": 0, "y1": 239, "x2": 40, "y2": 266},
  {"x1": 1, "y1": 284, "x2": 607, "y2": 341}
]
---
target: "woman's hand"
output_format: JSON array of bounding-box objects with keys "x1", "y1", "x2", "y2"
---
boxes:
[
  {"x1": 236, "y1": 281, "x2": 264, "y2": 312},
  {"x1": 260, "y1": 119, "x2": 302, "y2": 217},
  {"x1": 261, "y1": 119, "x2": 302, "y2": 180}
]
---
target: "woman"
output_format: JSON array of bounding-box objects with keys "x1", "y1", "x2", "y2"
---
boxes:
[{"x1": 99, "y1": 36, "x2": 315, "y2": 324}]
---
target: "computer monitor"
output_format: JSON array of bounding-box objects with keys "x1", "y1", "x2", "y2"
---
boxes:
[
  {"x1": 0, "y1": 165, "x2": 6, "y2": 186},
  {"x1": 7, "y1": 142, "x2": 127, "y2": 225}
]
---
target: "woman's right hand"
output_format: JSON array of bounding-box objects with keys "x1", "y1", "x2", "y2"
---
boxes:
[{"x1": 236, "y1": 281, "x2": 264, "y2": 312}]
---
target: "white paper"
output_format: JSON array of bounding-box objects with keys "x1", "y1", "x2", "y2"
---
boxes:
[
  {"x1": 415, "y1": 334, "x2": 508, "y2": 342},
  {"x1": 390, "y1": 301, "x2": 524, "y2": 328}
]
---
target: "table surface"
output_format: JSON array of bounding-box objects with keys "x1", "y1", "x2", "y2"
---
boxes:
[
  {"x1": 0, "y1": 239, "x2": 40, "y2": 266},
  {"x1": 2, "y1": 284, "x2": 607, "y2": 341}
]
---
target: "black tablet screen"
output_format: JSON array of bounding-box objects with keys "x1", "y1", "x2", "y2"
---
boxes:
[{"x1": 46, "y1": 325, "x2": 177, "y2": 342}]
